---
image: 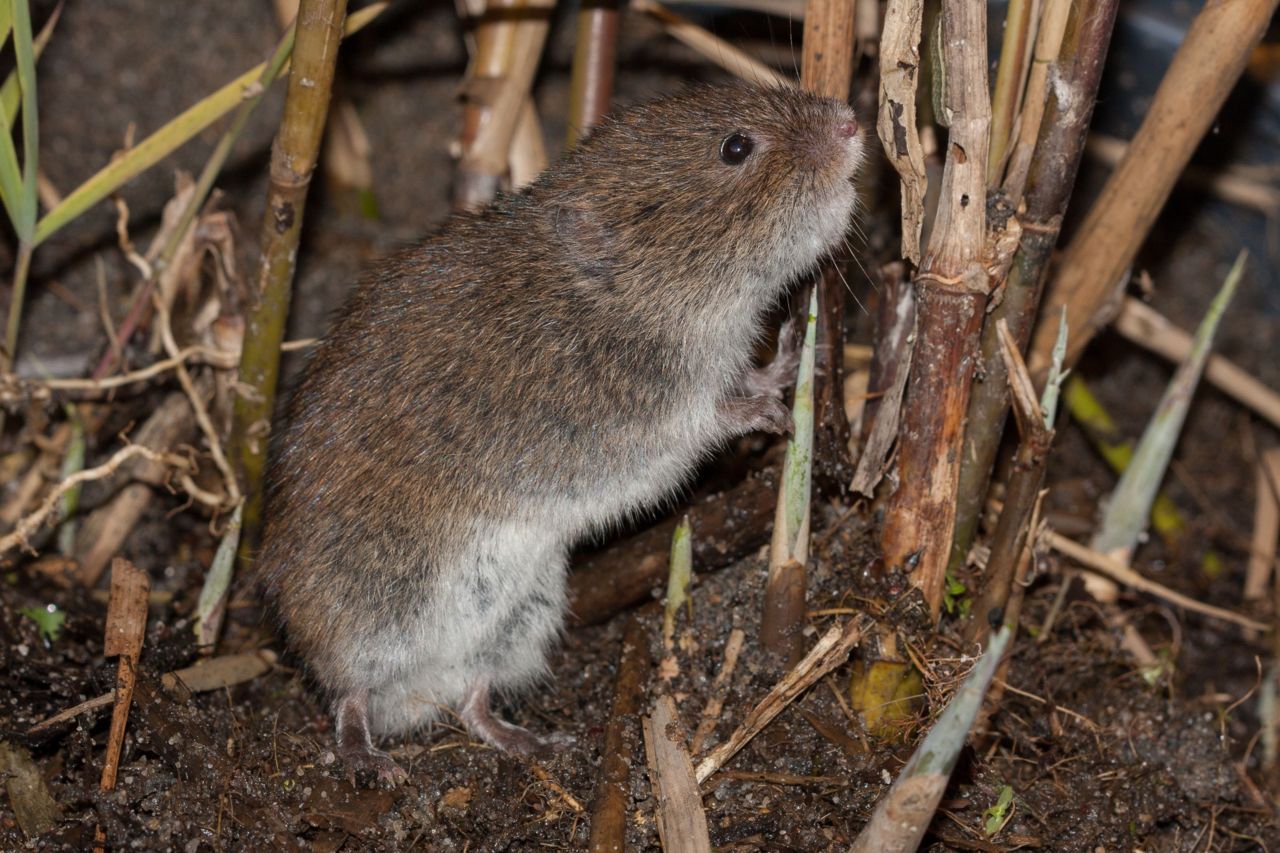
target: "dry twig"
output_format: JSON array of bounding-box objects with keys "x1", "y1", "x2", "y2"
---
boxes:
[
  {"x1": 695, "y1": 617, "x2": 863, "y2": 783},
  {"x1": 0, "y1": 443, "x2": 192, "y2": 556},
  {"x1": 1048, "y1": 531, "x2": 1267, "y2": 633}
]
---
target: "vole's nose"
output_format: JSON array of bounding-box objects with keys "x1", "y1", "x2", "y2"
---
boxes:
[{"x1": 837, "y1": 118, "x2": 859, "y2": 139}]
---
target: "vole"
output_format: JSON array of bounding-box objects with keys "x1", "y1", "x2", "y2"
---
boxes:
[{"x1": 258, "y1": 82, "x2": 865, "y2": 784}]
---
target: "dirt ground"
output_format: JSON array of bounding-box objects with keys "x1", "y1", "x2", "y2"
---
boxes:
[{"x1": 2, "y1": 0, "x2": 1279, "y2": 850}]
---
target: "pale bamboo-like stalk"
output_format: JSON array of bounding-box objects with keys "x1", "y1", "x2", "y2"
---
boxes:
[
  {"x1": 1030, "y1": 0, "x2": 1279, "y2": 374},
  {"x1": 948, "y1": 0, "x2": 1118, "y2": 574},
  {"x1": 631, "y1": 0, "x2": 791, "y2": 89},
  {"x1": 566, "y1": 0, "x2": 619, "y2": 146},
  {"x1": 762, "y1": 290, "x2": 818, "y2": 665},
  {"x1": 880, "y1": 0, "x2": 991, "y2": 616},
  {"x1": 231, "y1": 0, "x2": 348, "y2": 552},
  {"x1": 454, "y1": 0, "x2": 553, "y2": 209},
  {"x1": 986, "y1": 0, "x2": 1036, "y2": 186}
]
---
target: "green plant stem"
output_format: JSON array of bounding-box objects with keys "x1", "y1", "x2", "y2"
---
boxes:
[
  {"x1": 232, "y1": 0, "x2": 349, "y2": 555},
  {"x1": 4, "y1": 240, "x2": 31, "y2": 369}
]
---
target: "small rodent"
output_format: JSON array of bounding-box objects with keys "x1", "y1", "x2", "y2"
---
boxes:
[{"x1": 258, "y1": 82, "x2": 865, "y2": 784}]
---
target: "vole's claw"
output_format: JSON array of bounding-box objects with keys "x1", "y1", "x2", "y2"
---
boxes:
[
  {"x1": 340, "y1": 743, "x2": 409, "y2": 788},
  {"x1": 460, "y1": 679, "x2": 574, "y2": 756}
]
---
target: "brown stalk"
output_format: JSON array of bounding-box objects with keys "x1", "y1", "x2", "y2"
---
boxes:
[
  {"x1": 588, "y1": 618, "x2": 651, "y2": 853},
  {"x1": 568, "y1": 467, "x2": 778, "y2": 626},
  {"x1": 986, "y1": 0, "x2": 1036, "y2": 187},
  {"x1": 100, "y1": 558, "x2": 149, "y2": 792},
  {"x1": 1244, "y1": 448, "x2": 1280, "y2": 604},
  {"x1": 230, "y1": 0, "x2": 348, "y2": 553},
  {"x1": 566, "y1": 0, "x2": 620, "y2": 147},
  {"x1": 964, "y1": 320, "x2": 1052, "y2": 647},
  {"x1": 880, "y1": 0, "x2": 991, "y2": 616},
  {"x1": 454, "y1": 0, "x2": 553, "y2": 210},
  {"x1": 1029, "y1": 0, "x2": 1280, "y2": 374},
  {"x1": 949, "y1": 0, "x2": 1118, "y2": 573}
]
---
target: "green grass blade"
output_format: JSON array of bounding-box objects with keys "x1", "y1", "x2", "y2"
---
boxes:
[
  {"x1": 0, "y1": 105, "x2": 23, "y2": 230},
  {"x1": 1092, "y1": 251, "x2": 1246, "y2": 557},
  {"x1": 0, "y1": 1, "x2": 60, "y2": 130},
  {"x1": 0, "y1": 1, "x2": 12, "y2": 55},
  {"x1": 31, "y1": 2, "x2": 386, "y2": 246},
  {"x1": 12, "y1": 0, "x2": 39, "y2": 241}
]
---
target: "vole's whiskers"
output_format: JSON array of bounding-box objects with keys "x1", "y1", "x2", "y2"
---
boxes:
[
  {"x1": 787, "y1": 12, "x2": 800, "y2": 83},
  {"x1": 832, "y1": 257, "x2": 868, "y2": 316}
]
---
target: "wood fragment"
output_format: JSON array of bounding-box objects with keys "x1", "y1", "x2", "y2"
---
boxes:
[
  {"x1": 644, "y1": 696, "x2": 711, "y2": 853},
  {"x1": 695, "y1": 617, "x2": 863, "y2": 783},
  {"x1": 73, "y1": 392, "x2": 197, "y2": 586},
  {"x1": 530, "y1": 765, "x2": 584, "y2": 814},
  {"x1": 101, "y1": 558, "x2": 149, "y2": 791},
  {"x1": 28, "y1": 650, "x2": 276, "y2": 736},
  {"x1": 589, "y1": 618, "x2": 651, "y2": 853},
  {"x1": 851, "y1": 265, "x2": 913, "y2": 496},
  {"x1": 0, "y1": 741, "x2": 63, "y2": 837},
  {"x1": 876, "y1": 0, "x2": 927, "y2": 263}
]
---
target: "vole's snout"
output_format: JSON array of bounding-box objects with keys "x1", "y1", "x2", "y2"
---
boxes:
[{"x1": 837, "y1": 119, "x2": 859, "y2": 139}]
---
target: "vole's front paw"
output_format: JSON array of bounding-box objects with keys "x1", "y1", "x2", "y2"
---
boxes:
[
  {"x1": 719, "y1": 395, "x2": 793, "y2": 437},
  {"x1": 743, "y1": 318, "x2": 802, "y2": 398}
]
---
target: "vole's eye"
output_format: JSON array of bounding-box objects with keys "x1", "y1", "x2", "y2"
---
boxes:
[{"x1": 719, "y1": 132, "x2": 753, "y2": 165}]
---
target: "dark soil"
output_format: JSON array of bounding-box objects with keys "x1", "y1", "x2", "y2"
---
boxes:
[{"x1": 3, "y1": 1, "x2": 1278, "y2": 850}]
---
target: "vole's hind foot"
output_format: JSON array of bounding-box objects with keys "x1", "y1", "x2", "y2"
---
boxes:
[
  {"x1": 460, "y1": 680, "x2": 573, "y2": 756},
  {"x1": 335, "y1": 690, "x2": 409, "y2": 787},
  {"x1": 341, "y1": 742, "x2": 409, "y2": 788},
  {"x1": 718, "y1": 394, "x2": 794, "y2": 437}
]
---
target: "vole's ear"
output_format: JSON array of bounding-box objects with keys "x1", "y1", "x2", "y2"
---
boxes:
[{"x1": 550, "y1": 201, "x2": 619, "y2": 282}]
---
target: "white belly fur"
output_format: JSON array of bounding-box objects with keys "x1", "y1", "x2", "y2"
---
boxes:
[{"x1": 366, "y1": 393, "x2": 725, "y2": 735}]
